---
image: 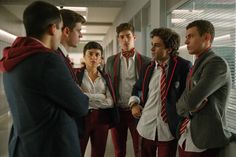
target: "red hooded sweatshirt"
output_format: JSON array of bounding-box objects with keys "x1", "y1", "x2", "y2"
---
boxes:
[{"x1": 0, "y1": 37, "x2": 52, "y2": 72}]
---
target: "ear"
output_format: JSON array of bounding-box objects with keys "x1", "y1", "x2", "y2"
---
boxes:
[
  {"x1": 204, "y1": 33, "x2": 212, "y2": 42},
  {"x1": 167, "y1": 48, "x2": 172, "y2": 54},
  {"x1": 48, "y1": 24, "x2": 57, "y2": 35},
  {"x1": 62, "y1": 27, "x2": 70, "y2": 37}
]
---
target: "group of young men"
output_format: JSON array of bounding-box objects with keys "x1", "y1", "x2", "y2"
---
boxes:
[{"x1": 0, "y1": 1, "x2": 232, "y2": 157}]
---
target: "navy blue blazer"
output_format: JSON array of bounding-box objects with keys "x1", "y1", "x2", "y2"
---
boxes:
[
  {"x1": 75, "y1": 67, "x2": 119, "y2": 128},
  {"x1": 131, "y1": 56, "x2": 191, "y2": 137},
  {"x1": 4, "y1": 53, "x2": 88, "y2": 157},
  {"x1": 56, "y1": 48, "x2": 86, "y2": 137}
]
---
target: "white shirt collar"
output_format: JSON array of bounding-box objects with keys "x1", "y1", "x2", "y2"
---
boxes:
[
  {"x1": 155, "y1": 58, "x2": 170, "y2": 69},
  {"x1": 58, "y1": 44, "x2": 68, "y2": 57}
]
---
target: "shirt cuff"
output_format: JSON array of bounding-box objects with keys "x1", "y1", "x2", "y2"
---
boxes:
[{"x1": 128, "y1": 96, "x2": 140, "y2": 107}]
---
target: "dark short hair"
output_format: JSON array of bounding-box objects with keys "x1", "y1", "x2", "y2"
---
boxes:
[
  {"x1": 23, "y1": 1, "x2": 61, "y2": 38},
  {"x1": 60, "y1": 9, "x2": 86, "y2": 30},
  {"x1": 150, "y1": 27, "x2": 180, "y2": 56},
  {"x1": 186, "y1": 20, "x2": 215, "y2": 43},
  {"x1": 83, "y1": 41, "x2": 103, "y2": 56},
  {"x1": 116, "y1": 23, "x2": 135, "y2": 36}
]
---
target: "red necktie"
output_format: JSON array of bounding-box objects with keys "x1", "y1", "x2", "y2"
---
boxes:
[
  {"x1": 159, "y1": 64, "x2": 168, "y2": 123},
  {"x1": 179, "y1": 66, "x2": 194, "y2": 135},
  {"x1": 179, "y1": 118, "x2": 190, "y2": 135}
]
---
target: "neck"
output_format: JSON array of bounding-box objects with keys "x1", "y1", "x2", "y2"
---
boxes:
[
  {"x1": 196, "y1": 46, "x2": 210, "y2": 58},
  {"x1": 156, "y1": 56, "x2": 170, "y2": 64},
  {"x1": 86, "y1": 66, "x2": 98, "y2": 74},
  {"x1": 61, "y1": 41, "x2": 70, "y2": 52},
  {"x1": 122, "y1": 47, "x2": 134, "y2": 52},
  {"x1": 39, "y1": 35, "x2": 52, "y2": 49}
]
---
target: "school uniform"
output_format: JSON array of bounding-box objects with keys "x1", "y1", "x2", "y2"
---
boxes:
[
  {"x1": 0, "y1": 37, "x2": 88, "y2": 157},
  {"x1": 176, "y1": 49, "x2": 232, "y2": 157},
  {"x1": 129, "y1": 56, "x2": 191, "y2": 157},
  {"x1": 76, "y1": 67, "x2": 117, "y2": 157},
  {"x1": 105, "y1": 50, "x2": 150, "y2": 157}
]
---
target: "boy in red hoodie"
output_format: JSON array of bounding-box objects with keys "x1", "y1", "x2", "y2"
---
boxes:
[{"x1": 0, "y1": 1, "x2": 88, "y2": 157}]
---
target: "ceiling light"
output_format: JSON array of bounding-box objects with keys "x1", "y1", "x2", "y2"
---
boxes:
[
  {"x1": 57, "y1": 6, "x2": 88, "y2": 12},
  {"x1": 0, "y1": 29, "x2": 16, "y2": 43},
  {"x1": 172, "y1": 9, "x2": 204, "y2": 14},
  {"x1": 214, "y1": 34, "x2": 230, "y2": 41},
  {"x1": 171, "y1": 18, "x2": 186, "y2": 23}
]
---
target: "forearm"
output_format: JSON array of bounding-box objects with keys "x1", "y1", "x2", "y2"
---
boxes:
[{"x1": 85, "y1": 93, "x2": 113, "y2": 109}]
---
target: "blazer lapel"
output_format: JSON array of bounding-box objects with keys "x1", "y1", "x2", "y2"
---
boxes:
[
  {"x1": 166, "y1": 56, "x2": 177, "y2": 97},
  {"x1": 141, "y1": 61, "x2": 155, "y2": 104},
  {"x1": 113, "y1": 53, "x2": 121, "y2": 97},
  {"x1": 135, "y1": 52, "x2": 142, "y2": 79},
  {"x1": 192, "y1": 49, "x2": 214, "y2": 75}
]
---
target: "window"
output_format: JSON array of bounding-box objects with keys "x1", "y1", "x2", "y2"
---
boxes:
[{"x1": 167, "y1": 0, "x2": 236, "y2": 134}]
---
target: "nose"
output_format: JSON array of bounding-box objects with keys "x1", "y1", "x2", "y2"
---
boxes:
[
  {"x1": 185, "y1": 38, "x2": 189, "y2": 45},
  {"x1": 123, "y1": 36, "x2": 128, "y2": 42},
  {"x1": 151, "y1": 46, "x2": 155, "y2": 52},
  {"x1": 79, "y1": 32, "x2": 83, "y2": 38},
  {"x1": 91, "y1": 54, "x2": 97, "y2": 60}
]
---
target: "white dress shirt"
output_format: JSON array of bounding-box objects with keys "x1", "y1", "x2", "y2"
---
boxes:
[
  {"x1": 178, "y1": 121, "x2": 206, "y2": 152},
  {"x1": 118, "y1": 53, "x2": 137, "y2": 108},
  {"x1": 81, "y1": 70, "x2": 113, "y2": 109}
]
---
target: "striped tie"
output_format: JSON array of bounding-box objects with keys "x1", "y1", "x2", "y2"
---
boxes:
[
  {"x1": 179, "y1": 118, "x2": 190, "y2": 135},
  {"x1": 160, "y1": 64, "x2": 168, "y2": 123},
  {"x1": 179, "y1": 66, "x2": 194, "y2": 135}
]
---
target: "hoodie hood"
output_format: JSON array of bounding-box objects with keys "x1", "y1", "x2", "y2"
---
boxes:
[{"x1": 0, "y1": 37, "x2": 52, "y2": 72}]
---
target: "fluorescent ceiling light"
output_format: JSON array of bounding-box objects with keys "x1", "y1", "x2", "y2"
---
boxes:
[
  {"x1": 171, "y1": 18, "x2": 186, "y2": 23},
  {"x1": 172, "y1": 9, "x2": 204, "y2": 14},
  {"x1": 0, "y1": 29, "x2": 17, "y2": 43},
  {"x1": 57, "y1": 6, "x2": 88, "y2": 12},
  {"x1": 214, "y1": 34, "x2": 230, "y2": 41},
  {"x1": 81, "y1": 35, "x2": 104, "y2": 41}
]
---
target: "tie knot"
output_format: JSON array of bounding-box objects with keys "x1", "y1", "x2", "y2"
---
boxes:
[
  {"x1": 122, "y1": 48, "x2": 135, "y2": 59},
  {"x1": 158, "y1": 63, "x2": 167, "y2": 70}
]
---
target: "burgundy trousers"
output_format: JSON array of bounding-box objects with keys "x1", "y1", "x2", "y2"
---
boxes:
[
  {"x1": 141, "y1": 137, "x2": 177, "y2": 157},
  {"x1": 178, "y1": 145, "x2": 220, "y2": 157},
  {"x1": 80, "y1": 109, "x2": 109, "y2": 157},
  {"x1": 111, "y1": 108, "x2": 141, "y2": 157}
]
